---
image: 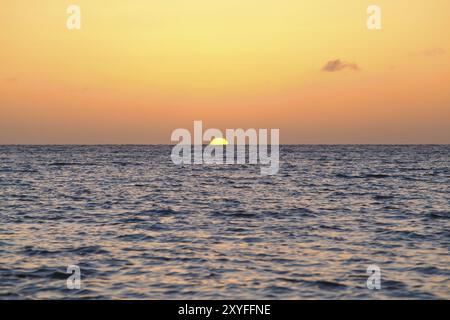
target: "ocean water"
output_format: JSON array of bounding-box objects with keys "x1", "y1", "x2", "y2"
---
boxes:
[{"x1": 0, "y1": 145, "x2": 448, "y2": 299}]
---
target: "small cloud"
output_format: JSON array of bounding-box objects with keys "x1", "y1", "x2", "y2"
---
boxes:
[
  {"x1": 4, "y1": 77, "x2": 17, "y2": 82},
  {"x1": 420, "y1": 48, "x2": 446, "y2": 57},
  {"x1": 321, "y1": 59, "x2": 360, "y2": 72}
]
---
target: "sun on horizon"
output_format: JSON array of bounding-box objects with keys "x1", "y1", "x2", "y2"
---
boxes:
[{"x1": 209, "y1": 137, "x2": 229, "y2": 145}]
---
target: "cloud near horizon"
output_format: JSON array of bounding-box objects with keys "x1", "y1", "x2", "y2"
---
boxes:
[
  {"x1": 321, "y1": 59, "x2": 360, "y2": 72},
  {"x1": 4, "y1": 77, "x2": 17, "y2": 82}
]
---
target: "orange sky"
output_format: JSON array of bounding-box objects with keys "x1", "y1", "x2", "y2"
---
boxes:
[{"x1": 1, "y1": 0, "x2": 449, "y2": 144}]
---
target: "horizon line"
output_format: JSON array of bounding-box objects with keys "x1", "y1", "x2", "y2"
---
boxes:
[{"x1": 1, "y1": 143, "x2": 449, "y2": 146}]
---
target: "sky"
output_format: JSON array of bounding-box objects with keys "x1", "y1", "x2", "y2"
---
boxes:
[{"x1": 1, "y1": 0, "x2": 449, "y2": 144}]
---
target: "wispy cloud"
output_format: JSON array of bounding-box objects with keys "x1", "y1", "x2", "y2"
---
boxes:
[
  {"x1": 4, "y1": 77, "x2": 17, "y2": 82},
  {"x1": 321, "y1": 59, "x2": 360, "y2": 72},
  {"x1": 419, "y1": 48, "x2": 446, "y2": 57}
]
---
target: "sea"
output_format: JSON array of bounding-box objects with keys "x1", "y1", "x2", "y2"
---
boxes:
[{"x1": 0, "y1": 145, "x2": 448, "y2": 299}]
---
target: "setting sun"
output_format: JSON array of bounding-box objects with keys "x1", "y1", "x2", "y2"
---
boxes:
[{"x1": 209, "y1": 137, "x2": 228, "y2": 145}]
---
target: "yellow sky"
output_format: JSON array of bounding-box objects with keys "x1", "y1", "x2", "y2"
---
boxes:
[{"x1": 1, "y1": 0, "x2": 449, "y2": 143}]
